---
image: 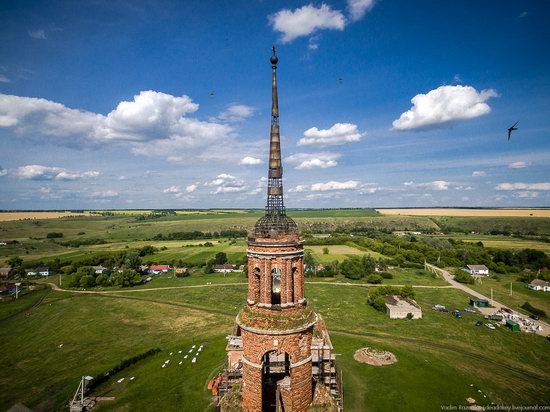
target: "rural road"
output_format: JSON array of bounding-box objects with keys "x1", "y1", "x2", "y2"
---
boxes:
[{"x1": 425, "y1": 263, "x2": 549, "y2": 336}]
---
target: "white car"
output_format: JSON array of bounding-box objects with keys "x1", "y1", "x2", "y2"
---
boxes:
[{"x1": 486, "y1": 323, "x2": 496, "y2": 330}]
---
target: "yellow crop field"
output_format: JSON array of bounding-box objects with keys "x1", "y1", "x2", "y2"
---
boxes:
[
  {"x1": 376, "y1": 208, "x2": 550, "y2": 217},
  {"x1": 0, "y1": 211, "x2": 89, "y2": 221}
]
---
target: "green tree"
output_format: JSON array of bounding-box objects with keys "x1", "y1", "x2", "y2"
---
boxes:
[
  {"x1": 366, "y1": 274, "x2": 383, "y2": 284},
  {"x1": 304, "y1": 251, "x2": 317, "y2": 276},
  {"x1": 95, "y1": 273, "x2": 110, "y2": 286},
  {"x1": 362, "y1": 255, "x2": 376, "y2": 275},
  {"x1": 322, "y1": 247, "x2": 329, "y2": 255},
  {"x1": 340, "y1": 257, "x2": 364, "y2": 280},
  {"x1": 124, "y1": 252, "x2": 142, "y2": 270},
  {"x1": 113, "y1": 269, "x2": 142, "y2": 287},
  {"x1": 214, "y1": 252, "x2": 228, "y2": 265},
  {"x1": 79, "y1": 275, "x2": 96, "y2": 288}
]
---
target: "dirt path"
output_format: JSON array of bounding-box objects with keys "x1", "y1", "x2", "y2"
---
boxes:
[{"x1": 425, "y1": 263, "x2": 549, "y2": 336}]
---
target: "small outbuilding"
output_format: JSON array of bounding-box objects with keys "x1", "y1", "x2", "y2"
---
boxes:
[
  {"x1": 0, "y1": 266, "x2": 12, "y2": 278},
  {"x1": 470, "y1": 298, "x2": 490, "y2": 308},
  {"x1": 506, "y1": 319, "x2": 521, "y2": 332},
  {"x1": 214, "y1": 264, "x2": 240, "y2": 273},
  {"x1": 463, "y1": 265, "x2": 489, "y2": 276},
  {"x1": 384, "y1": 295, "x2": 422, "y2": 319}
]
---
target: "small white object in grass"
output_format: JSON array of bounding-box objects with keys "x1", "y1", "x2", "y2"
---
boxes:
[
  {"x1": 178, "y1": 350, "x2": 182, "y2": 354},
  {"x1": 58, "y1": 344, "x2": 63, "y2": 348},
  {"x1": 188, "y1": 349, "x2": 193, "y2": 353},
  {"x1": 192, "y1": 345, "x2": 196, "y2": 349},
  {"x1": 130, "y1": 377, "x2": 135, "y2": 381},
  {"x1": 117, "y1": 378, "x2": 125, "y2": 383},
  {"x1": 192, "y1": 357, "x2": 196, "y2": 363},
  {"x1": 184, "y1": 355, "x2": 188, "y2": 359},
  {"x1": 179, "y1": 361, "x2": 182, "y2": 365},
  {"x1": 170, "y1": 352, "x2": 173, "y2": 355},
  {"x1": 162, "y1": 364, "x2": 166, "y2": 368}
]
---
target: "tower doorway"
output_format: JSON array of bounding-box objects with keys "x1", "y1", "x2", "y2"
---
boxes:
[{"x1": 261, "y1": 351, "x2": 291, "y2": 412}]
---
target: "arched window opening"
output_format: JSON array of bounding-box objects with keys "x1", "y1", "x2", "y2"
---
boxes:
[
  {"x1": 252, "y1": 267, "x2": 261, "y2": 303},
  {"x1": 271, "y1": 267, "x2": 281, "y2": 305},
  {"x1": 290, "y1": 267, "x2": 297, "y2": 303}
]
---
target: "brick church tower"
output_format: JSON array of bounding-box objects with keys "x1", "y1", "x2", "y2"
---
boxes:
[{"x1": 237, "y1": 47, "x2": 317, "y2": 412}]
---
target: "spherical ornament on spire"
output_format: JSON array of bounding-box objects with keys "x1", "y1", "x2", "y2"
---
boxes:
[{"x1": 270, "y1": 54, "x2": 278, "y2": 65}]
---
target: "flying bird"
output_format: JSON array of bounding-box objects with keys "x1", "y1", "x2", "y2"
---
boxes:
[
  {"x1": 507, "y1": 121, "x2": 519, "y2": 141},
  {"x1": 209, "y1": 91, "x2": 215, "y2": 97}
]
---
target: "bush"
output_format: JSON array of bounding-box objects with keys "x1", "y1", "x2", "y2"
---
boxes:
[
  {"x1": 46, "y1": 232, "x2": 63, "y2": 238},
  {"x1": 366, "y1": 274, "x2": 383, "y2": 284},
  {"x1": 453, "y1": 270, "x2": 474, "y2": 284},
  {"x1": 175, "y1": 270, "x2": 190, "y2": 278},
  {"x1": 323, "y1": 247, "x2": 329, "y2": 255},
  {"x1": 379, "y1": 272, "x2": 393, "y2": 279},
  {"x1": 95, "y1": 273, "x2": 110, "y2": 286},
  {"x1": 79, "y1": 275, "x2": 96, "y2": 288}
]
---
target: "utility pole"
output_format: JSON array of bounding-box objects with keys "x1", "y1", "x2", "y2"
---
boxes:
[
  {"x1": 15, "y1": 282, "x2": 21, "y2": 299},
  {"x1": 510, "y1": 282, "x2": 513, "y2": 296},
  {"x1": 491, "y1": 288, "x2": 493, "y2": 306}
]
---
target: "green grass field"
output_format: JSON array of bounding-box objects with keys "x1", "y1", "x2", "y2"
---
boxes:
[{"x1": 1, "y1": 279, "x2": 548, "y2": 411}]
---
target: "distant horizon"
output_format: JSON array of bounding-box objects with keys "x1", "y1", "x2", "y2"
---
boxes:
[{"x1": 2, "y1": 206, "x2": 550, "y2": 212}]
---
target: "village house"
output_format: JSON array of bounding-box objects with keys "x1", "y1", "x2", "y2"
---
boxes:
[
  {"x1": 35, "y1": 266, "x2": 51, "y2": 276},
  {"x1": 528, "y1": 279, "x2": 550, "y2": 292},
  {"x1": 384, "y1": 295, "x2": 423, "y2": 319},
  {"x1": 93, "y1": 265, "x2": 107, "y2": 275},
  {"x1": 0, "y1": 240, "x2": 16, "y2": 246},
  {"x1": 148, "y1": 265, "x2": 170, "y2": 274},
  {"x1": 174, "y1": 267, "x2": 188, "y2": 275},
  {"x1": 463, "y1": 264, "x2": 489, "y2": 276},
  {"x1": 213, "y1": 264, "x2": 240, "y2": 273},
  {"x1": 0, "y1": 266, "x2": 11, "y2": 278}
]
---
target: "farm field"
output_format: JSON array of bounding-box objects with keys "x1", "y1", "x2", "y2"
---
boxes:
[
  {"x1": 378, "y1": 208, "x2": 550, "y2": 217},
  {"x1": 462, "y1": 239, "x2": 550, "y2": 253},
  {"x1": 0, "y1": 211, "x2": 90, "y2": 221},
  {"x1": 0, "y1": 278, "x2": 548, "y2": 411}
]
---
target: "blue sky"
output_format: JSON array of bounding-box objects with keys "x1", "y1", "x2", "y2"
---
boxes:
[{"x1": 1, "y1": 0, "x2": 549, "y2": 209}]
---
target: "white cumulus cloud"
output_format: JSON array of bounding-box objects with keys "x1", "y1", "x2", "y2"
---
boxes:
[
  {"x1": 91, "y1": 190, "x2": 119, "y2": 199},
  {"x1": 508, "y1": 161, "x2": 529, "y2": 169},
  {"x1": 392, "y1": 85, "x2": 498, "y2": 131},
  {"x1": 14, "y1": 165, "x2": 100, "y2": 181},
  {"x1": 298, "y1": 123, "x2": 365, "y2": 147},
  {"x1": 239, "y1": 156, "x2": 262, "y2": 166},
  {"x1": 347, "y1": 0, "x2": 375, "y2": 22},
  {"x1": 472, "y1": 171, "x2": 486, "y2": 177},
  {"x1": 186, "y1": 184, "x2": 198, "y2": 193},
  {"x1": 218, "y1": 104, "x2": 255, "y2": 122},
  {"x1": 285, "y1": 152, "x2": 340, "y2": 169},
  {"x1": 0, "y1": 166, "x2": 7, "y2": 177},
  {"x1": 513, "y1": 191, "x2": 539, "y2": 198},
  {"x1": 0, "y1": 92, "x2": 236, "y2": 163},
  {"x1": 269, "y1": 4, "x2": 345, "y2": 43},
  {"x1": 495, "y1": 182, "x2": 550, "y2": 191},
  {"x1": 163, "y1": 186, "x2": 181, "y2": 194},
  {"x1": 206, "y1": 173, "x2": 247, "y2": 194},
  {"x1": 290, "y1": 180, "x2": 360, "y2": 192}
]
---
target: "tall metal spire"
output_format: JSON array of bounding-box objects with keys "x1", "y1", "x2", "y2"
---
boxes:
[{"x1": 253, "y1": 46, "x2": 298, "y2": 237}]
